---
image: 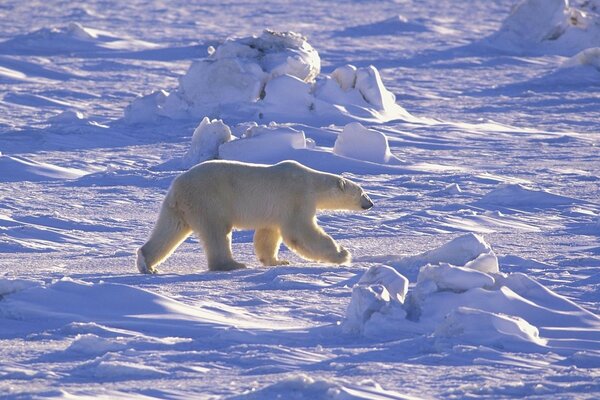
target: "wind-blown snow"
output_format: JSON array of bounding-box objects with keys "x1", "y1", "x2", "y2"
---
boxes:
[{"x1": 1, "y1": 0, "x2": 599, "y2": 398}]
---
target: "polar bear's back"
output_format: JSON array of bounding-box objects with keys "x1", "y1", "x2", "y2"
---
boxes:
[{"x1": 170, "y1": 160, "x2": 318, "y2": 229}]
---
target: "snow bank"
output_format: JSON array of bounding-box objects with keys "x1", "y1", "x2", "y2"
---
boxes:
[
  {"x1": 0, "y1": 154, "x2": 89, "y2": 182},
  {"x1": 345, "y1": 235, "x2": 600, "y2": 353},
  {"x1": 0, "y1": 22, "x2": 157, "y2": 54},
  {"x1": 479, "y1": 183, "x2": 579, "y2": 208},
  {"x1": 125, "y1": 30, "x2": 415, "y2": 125},
  {"x1": 489, "y1": 0, "x2": 600, "y2": 55},
  {"x1": 333, "y1": 122, "x2": 393, "y2": 163}
]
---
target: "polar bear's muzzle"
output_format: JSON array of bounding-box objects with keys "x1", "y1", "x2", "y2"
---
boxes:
[{"x1": 360, "y1": 193, "x2": 374, "y2": 210}]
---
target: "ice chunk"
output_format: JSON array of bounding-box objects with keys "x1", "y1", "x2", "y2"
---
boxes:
[
  {"x1": 124, "y1": 90, "x2": 168, "y2": 124},
  {"x1": 333, "y1": 122, "x2": 392, "y2": 163},
  {"x1": 416, "y1": 263, "x2": 496, "y2": 292},
  {"x1": 183, "y1": 117, "x2": 233, "y2": 168},
  {"x1": 416, "y1": 233, "x2": 498, "y2": 273},
  {"x1": 355, "y1": 66, "x2": 396, "y2": 110},
  {"x1": 218, "y1": 124, "x2": 307, "y2": 163},
  {"x1": 262, "y1": 74, "x2": 314, "y2": 113},
  {"x1": 331, "y1": 64, "x2": 357, "y2": 91},
  {"x1": 357, "y1": 265, "x2": 409, "y2": 303},
  {"x1": 434, "y1": 307, "x2": 547, "y2": 350}
]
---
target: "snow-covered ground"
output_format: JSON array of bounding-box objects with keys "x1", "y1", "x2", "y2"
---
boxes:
[{"x1": 1, "y1": 0, "x2": 599, "y2": 398}]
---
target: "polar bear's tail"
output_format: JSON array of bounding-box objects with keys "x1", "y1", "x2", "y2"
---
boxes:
[{"x1": 137, "y1": 191, "x2": 192, "y2": 274}]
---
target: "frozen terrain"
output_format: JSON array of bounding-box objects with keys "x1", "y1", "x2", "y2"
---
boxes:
[{"x1": 0, "y1": 0, "x2": 599, "y2": 399}]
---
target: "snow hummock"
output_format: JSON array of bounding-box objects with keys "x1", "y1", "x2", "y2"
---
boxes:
[
  {"x1": 344, "y1": 234, "x2": 600, "y2": 352},
  {"x1": 489, "y1": 0, "x2": 600, "y2": 55},
  {"x1": 124, "y1": 30, "x2": 416, "y2": 125},
  {"x1": 333, "y1": 122, "x2": 393, "y2": 163}
]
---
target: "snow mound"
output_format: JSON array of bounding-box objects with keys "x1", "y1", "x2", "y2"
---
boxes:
[
  {"x1": 0, "y1": 155, "x2": 89, "y2": 182},
  {"x1": 344, "y1": 235, "x2": 600, "y2": 352},
  {"x1": 479, "y1": 183, "x2": 579, "y2": 208},
  {"x1": 333, "y1": 122, "x2": 393, "y2": 163},
  {"x1": 0, "y1": 278, "x2": 43, "y2": 297},
  {"x1": 489, "y1": 0, "x2": 600, "y2": 55},
  {"x1": 124, "y1": 30, "x2": 415, "y2": 125},
  {"x1": 562, "y1": 47, "x2": 600, "y2": 70},
  {"x1": 66, "y1": 334, "x2": 127, "y2": 355},
  {"x1": 0, "y1": 22, "x2": 158, "y2": 54},
  {"x1": 237, "y1": 374, "x2": 409, "y2": 400},
  {"x1": 74, "y1": 356, "x2": 168, "y2": 380},
  {"x1": 336, "y1": 15, "x2": 429, "y2": 37}
]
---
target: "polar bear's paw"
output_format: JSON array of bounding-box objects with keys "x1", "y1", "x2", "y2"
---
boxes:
[
  {"x1": 210, "y1": 260, "x2": 247, "y2": 272},
  {"x1": 136, "y1": 248, "x2": 158, "y2": 274},
  {"x1": 332, "y1": 247, "x2": 351, "y2": 265},
  {"x1": 259, "y1": 257, "x2": 291, "y2": 266}
]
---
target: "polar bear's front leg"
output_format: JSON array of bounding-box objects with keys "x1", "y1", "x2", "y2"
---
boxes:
[
  {"x1": 281, "y1": 218, "x2": 351, "y2": 265},
  {"x1": 254, "y1": 228, "x2": 290, "y2": 266}
]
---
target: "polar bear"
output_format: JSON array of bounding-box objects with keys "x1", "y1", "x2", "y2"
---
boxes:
[{"x1": 136, "y1": 160, "x2": 373, "y2": 273}]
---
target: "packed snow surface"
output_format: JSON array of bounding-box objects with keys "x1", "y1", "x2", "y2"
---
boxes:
[{"x1": 1, "y1": 0, "x2": 599, "y2": 398}]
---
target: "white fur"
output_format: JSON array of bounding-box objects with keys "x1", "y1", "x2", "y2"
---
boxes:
[{"x1": 136, "y1": 160, "x2": 372, "y2": 273}]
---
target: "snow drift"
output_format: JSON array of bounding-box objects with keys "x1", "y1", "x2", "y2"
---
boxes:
[
  {"x1": 489, "y1": 0, "x2": 600, "y2": 55},
  {"x1": 124, "y1": 30, "x2": 415, "y2": 125},
  {"x1": 0, "y1": 22, "x2": 158, "y2": 54},
  {"x1": 345, "y1": 234, "x2": 600, "y2": 353},
  {"x1": 0, "y1": 154, "x2": 88, "y2": 182}
]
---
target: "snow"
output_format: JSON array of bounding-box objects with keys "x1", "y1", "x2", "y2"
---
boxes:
[{"x1": 1, "y1": 0, "x2": 599, "y2": 398}]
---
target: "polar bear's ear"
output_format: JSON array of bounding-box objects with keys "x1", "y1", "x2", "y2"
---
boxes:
[{"x1": 337, "y1": 178, "x2": 346, "y2": 191}]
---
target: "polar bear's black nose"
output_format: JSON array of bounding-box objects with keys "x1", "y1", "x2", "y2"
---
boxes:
[{"x1": 361, "y1": 194, "x2": 374, "y2": 210}]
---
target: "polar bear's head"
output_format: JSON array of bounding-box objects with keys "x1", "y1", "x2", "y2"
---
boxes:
[{"x1": 319, "y1": 176, "x2": 374, "y2": 211}]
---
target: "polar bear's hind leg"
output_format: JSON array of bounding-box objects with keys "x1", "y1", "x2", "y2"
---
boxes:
[
  {"x1": 137, "y1": 199, "x2": 192, "y2": 274},
  {"x1": 254, "y1": 228, "x2": 289, "y2": 266},
  {"x1": 190, "y1": 219, "x2": 246, "y2": 271}
]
